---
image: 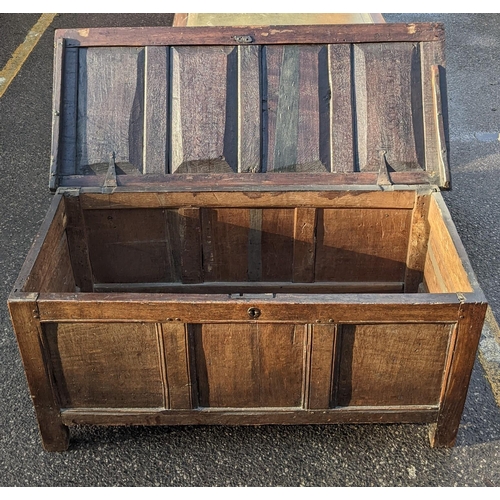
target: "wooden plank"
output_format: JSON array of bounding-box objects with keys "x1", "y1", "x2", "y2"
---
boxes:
[
  {"x1": 315, "y1": 208, "x2": 413, "y2": 282},
  {"x1": 7, "y1": 298, "x2": 69, "y2": 451},
  {"x1": 143, "y1": 46, "x2": 169, "y2": 174},
  {"x1": 423, "y1": 242, "x2": 447, "y2": 293},
  {"x1": 79, "y1": 189, "x2": 418, "y2": 210},
  {"x1": 37, "y1": 294, "x2": 461, "y2": 324},
  {"x1": 293, "y1": 208, "x2": 317, "y2": 283},
  {"x1": 57, "y1": 24, "x2": 445, "y2": 48},
  {"x1": 76, "y1": 47, "x2": 144, "y2": 174},
  {"x1": 193, "y1": 323, "x2": 306, "y2": 408},
  {"x1": 172, "y1": 13, "x2": 188, "y2": 27},
  {"x1": 171, "y1": 46, "x2": 237, "y2": 173},
  {"x1": 49, "y1": 38, "x2": 64, "y2": 189},
  {"x1": 238, "y1": 45, "x2": 261, "y2": 172},
  {"x1": 353, "y1": 42, "x2": 425, "y2": 172},
  {"x1": 38, "y1": 232, "x2": 76, "y2": 293},
  {"x1": 421, "y1": 40, "x2": 446, "y2": 186},
  {"x1": 60, "y1": 170, "x2": 435, "y2": 189},
  {"x1": 201, "y1": 208, "x2": 250, "y2": 281},
  {"x1": 247, "y1": 209, "x2": 262, "y2": 282},
  {"x1": 179, "y1": 208, "x2": 203, "y2": 283},
  {"x1": 263, "y1": 45, "x2": 328, "y2": 172},
  {"x1": 84, "y1": 208, "x2": 168, "y2": 283},
  {"x1": 162, "y1": 322, "x2": 194, "y2": 409},
  {"x1": 404, "y1": 193, "x2": 430, "y2": 292},
  {"x1": 61, "y1": 406, "x2": 438, "y2": 427},
  {"x1": 427, "y1": 195, "x2": 474, "y2": 292},
  {"x1": 308, "y1": 324, "x2": 336, "y2": 409},
  {"x1": 93, "y1": 281, "x2": 404, "y2": 294},
  {"x1": 335, "y1": 323, "x2": 453, "y2": 406},
  {"x1": 430, "y1": 302, "x2": 487, "y2": 447},
  {"x1": 63, "y1": 192, "x2": 93, "y2": 291},
  {"x1": 329, "y1": 44, "x2": 355, "y2": 173},
  {"x1": 163, "y1": 209, "x2": 182, "y2": 282},
  {"x1": 44, "y1": 322, "x2": 165, "y2": 408},
  {"x1": 23, "y1": 196, "x2": 67, "y2": 293},
  {"x1": 261, "y1": 209, "x2": 295, "y2": 281}
]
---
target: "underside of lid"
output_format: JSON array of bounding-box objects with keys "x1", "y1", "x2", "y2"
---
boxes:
[{"x1": 50, "y1": 24, "x2": 450, "y2": 190}]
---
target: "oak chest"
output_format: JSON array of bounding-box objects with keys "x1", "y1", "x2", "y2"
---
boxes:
[{"x1": 8, "y1": 23, "x2": 487, "y2": 451}]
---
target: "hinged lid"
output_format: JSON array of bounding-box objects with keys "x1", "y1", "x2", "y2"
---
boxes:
[{"x1": 50, "y1": 23, "x2": 450, "y2": 191}]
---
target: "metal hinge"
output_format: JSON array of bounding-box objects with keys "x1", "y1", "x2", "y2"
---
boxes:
[{"x1": 102, "y1": 152, "x2": 117, "y2": 191}]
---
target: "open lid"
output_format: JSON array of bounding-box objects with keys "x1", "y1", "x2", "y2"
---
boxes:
[{"x1": 50, "y1": 23, "x2": 450, "y2": 190}]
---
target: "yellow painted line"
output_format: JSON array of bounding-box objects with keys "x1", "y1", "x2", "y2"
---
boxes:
[{"x1": 0, "y1": 13, "x2": 57, "y2": 99}]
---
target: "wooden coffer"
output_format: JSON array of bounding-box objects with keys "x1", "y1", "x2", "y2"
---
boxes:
[{"x1": 8, "y1": 24, "x2": 487, "y2": 451}]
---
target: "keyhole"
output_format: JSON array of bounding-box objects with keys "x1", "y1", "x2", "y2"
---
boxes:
[{"x1": 247, "y1": 307, "x2": 261, "y2": 319}]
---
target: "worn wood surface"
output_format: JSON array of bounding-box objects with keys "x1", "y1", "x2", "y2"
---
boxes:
[
  {"x1": 8, "y1": 299, "x2": 69, "y2": 451},
  {"x1": 57, "y1": 24, "x2": 445, "y2": 48},
  {"x1": 194, "y1": 323, "x2": 305, "y2": 408},
  {"x1": 52, "y1": 24, "x2": 448, "y2": 188},
  {"x1": 61, "y1": 406, "x2": 438, "y2": 426},
  {"x1": 45, "y1": 322, "x2": 165, "y2": 408},
  {"x1": 335, "y1": 323, "x2": 453, "y2": 406},
  {"x1": 430, "y1": 302, "x2": 487, "y2": 447}
]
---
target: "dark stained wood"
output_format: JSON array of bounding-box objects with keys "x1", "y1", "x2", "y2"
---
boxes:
[
  {"x1": 144, "y1": 46, "x2": 169, "y2": 174},
  {"x1": 84, "y1": 208, "x2": 168, "y2": 284},
  {"x1": 37, "y1": 294, "x2": 462, "y2": 324},
  {"x1": 7, "y1": 298, "x2": 69, "y2": 452},
  {"x1": 23, "y1": 197, "x2": 68, "y2": 293},
  {"x1": 308, "y1": 324, "x2": 336, "y2": 409},
  {"x1": 315, "y1": 208, "x2": 412, "y2": 282},
  {"x1": 335, "y1": 323, "x2": 453, "y2": 406},
  {"x1": 57, "y1": 24, "x2": 445, "y2": 48},
  {"x1": 329, "y1": 44, "x2": 354, "y2": 173},
  {"x1": 353, "y1": 42, "x2": 424, "y2": 173},
  {"x1": 293, "y1": 208, "x2": 317, "y2": 283},
  {"x1": 61, "y1": 406, "x2": 439, "y2": 427},
  {"x1": 261, "y1": 209, "x2": 295, "y2": 281},
  {"x1": 247, "y1": 209, "x2": 262, "y2": 281},
  {"x1": 263, "y1": 45, "x2": 328, "y2": 172},
  {"x1": 171, "y1": 46, "x2": 237, "y2": 173},
  {"x1": 79, "y1": 188, "x2": 417, "y2": 210},
  {"x1": 179, "y1": 208, "x2": 203, "y2": 283},
  {"x1": 430, "y1": 302, "x2": 487, "y2": 447},
  {"x1": 193, "y1": 323, "x2": 305, "y2": 408},
  {"x1": 44, "y1": 322, "x2": 165, "y2": 408},
  {"x1": 161, "y1": 322, "x2": 194, "y2": 409},
  {"x1": 404, "y1": 193, "x2": 430, "y2": 292},
  {"x1": 93, "y1": 281, "x2": 404, "y2": 294},
  {"x1": 63, "y1": 192, "x2": 93, "y2": 291},
  {"x1": 201, "y1": 208, "x2": 249, "y2": 281},
  {"x1": 238, "y1": 45, "x2": 261, "y2": 172},
  {"x1": 76, "y1": 47, "x2": 144, "y2": 174}
]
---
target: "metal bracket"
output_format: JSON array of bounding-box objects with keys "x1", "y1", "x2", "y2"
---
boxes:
[
  {"x1": 103, "y1": 152, "x2": 117, "y2": 189},
  {"x1": 377, "y1": 150, "x2": 393, "y2": 187},
  {"x1": 233, "y1": 35, "x2": 254, "y2": 43}
]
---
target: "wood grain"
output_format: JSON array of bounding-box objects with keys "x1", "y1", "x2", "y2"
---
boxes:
[
  {"x1": 8, "y1": 299, "x2": 69, "y2": 451},
  {"x1": 143, "y1": 46, "x2": 169, "y2": 174},
  {"x1": 263, "y1": 45, "x2": 328, "y2": 172},
  {"x1": 171, "y1": 46, "x2": 237, "y2": 173},
  {"x1": 76, "y1": 47, "x2": 144, "y2": 174},
  {"x1": 193, "y1": 323, "x2": 306, "y2": 408},
  {"x1": 179, "y1": 208, "x2": 203, "y2": 283},
  {"x1": 315, "y1": 208, "x2": 412, "y2": 282},
  {"x1": 84, "y1": 208, "x2": 168, "y2": 283},
  {"x1": 293, "y1": 208, "x2": 317, "y2": 283},
  {"x1": 57, "y1": 24, "x2": 445, "y2": 48},
  {"x1": 353, "y1": 42, "x2": 425, "y2": 173},
  {"x1": 335, "y1": 323, "x2": 453, "y2": 406},
  {"x1": 430, "y1": 302, "x2": 487, "y2": 447},
  {"x1": 45, "y1": 322, "x2": 164, "y2": 408}
]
